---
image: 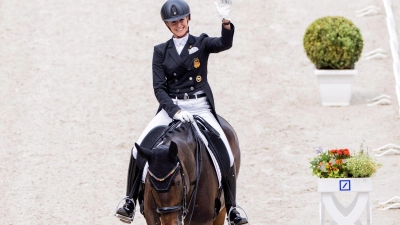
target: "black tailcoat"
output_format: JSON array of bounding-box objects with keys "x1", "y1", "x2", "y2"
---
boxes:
[{"x1": 152, "y1": 24, "x2": 235, "y2": 121}]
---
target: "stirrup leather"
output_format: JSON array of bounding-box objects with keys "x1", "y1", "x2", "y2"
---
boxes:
[{"x1": 115, "y1": 197, "x2": 136, "y2": 224}]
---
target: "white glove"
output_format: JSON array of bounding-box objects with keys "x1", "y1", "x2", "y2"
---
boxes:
[
  {"x1": 173, "y1": 110, "x2": 194, "y2": 123},
  {"x1": 214, "y1": 0, "x2": 232, "y2": 21}
]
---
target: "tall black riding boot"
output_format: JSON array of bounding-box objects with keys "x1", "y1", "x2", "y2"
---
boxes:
[
  {"x1": 222, "y1": 163, "x2": 248, "y2": 225},
  {"x1": 115, "y1": 154, "x2": 141, "y2": 224}
]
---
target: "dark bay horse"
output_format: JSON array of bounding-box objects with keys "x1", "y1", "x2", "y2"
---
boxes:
[{"x1": 135, "y1": 116, "x2": 241, "y2": 225}]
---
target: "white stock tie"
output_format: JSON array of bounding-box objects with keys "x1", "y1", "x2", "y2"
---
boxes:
[{"x1": 173, "y1": 34, "x2": 189, "y2": 55}]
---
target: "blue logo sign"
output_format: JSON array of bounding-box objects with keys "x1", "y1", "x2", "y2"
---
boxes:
[{"x1": 340, "y1": 180, "x2": 351, "y2": 191}]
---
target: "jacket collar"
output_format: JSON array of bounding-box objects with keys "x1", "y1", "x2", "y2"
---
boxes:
[
  {"x1": 180, "y1": 35, "x2": 196, "y2": 59},
  {"x1": 167, "y1": 34, "x2": 196, "y2": 67}
]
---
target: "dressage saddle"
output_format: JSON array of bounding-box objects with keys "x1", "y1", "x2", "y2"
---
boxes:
[{"x1": 137, "y1": 116, "x2": 231, "y2": 176}]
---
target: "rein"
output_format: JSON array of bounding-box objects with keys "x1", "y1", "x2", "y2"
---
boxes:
[{"x1": 185, "y1": 122, "x2": 202, "y2": 224}]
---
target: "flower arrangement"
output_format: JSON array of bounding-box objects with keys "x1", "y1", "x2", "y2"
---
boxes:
[{"x1": 310, "y1": 147, "x2": 380, "y2": 178}]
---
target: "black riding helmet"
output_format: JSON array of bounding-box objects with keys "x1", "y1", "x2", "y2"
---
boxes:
[{"x1": 161, "y1": 0, "x2": 191, "y2": 22}]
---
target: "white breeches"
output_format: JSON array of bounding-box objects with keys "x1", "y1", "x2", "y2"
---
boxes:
[{"x1": 131, "y1": 97, "x2": 234, "y2": 166}]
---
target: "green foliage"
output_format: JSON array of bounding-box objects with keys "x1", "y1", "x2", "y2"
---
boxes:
[
  {"x1": 346, "y1": 150, "x2": 381, "y2": 178},
  {"x1": 303, "y1": 16, "x2": 364, "y2": 69}
]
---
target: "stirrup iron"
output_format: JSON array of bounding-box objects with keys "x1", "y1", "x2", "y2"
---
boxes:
[
  {"x1": 115, "y1": 197, "x2": 136, "y2": 224},
  {"x1": 227, "y1": 205, "x2": 249, "y2": 225}
]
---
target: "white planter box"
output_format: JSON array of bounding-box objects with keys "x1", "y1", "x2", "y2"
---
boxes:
[
  {"x1": 318, "y1": 178, "x2": 372, "y2": 225},
  {"x1": 315, "y1": 68, "x2": 357, "y2": 106}
]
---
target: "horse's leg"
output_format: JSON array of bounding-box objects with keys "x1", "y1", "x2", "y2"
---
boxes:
[{"x1": 213, "y1": 206, "x2": 226, "y2": 225}]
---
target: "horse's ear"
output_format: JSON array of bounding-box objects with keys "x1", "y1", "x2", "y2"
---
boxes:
[
  {"x1": 135, "y1": 143, "x2": 152, "y2": 161},
  {"x1": 168, "y1": 141, "x2": 178, "y2": 159}
]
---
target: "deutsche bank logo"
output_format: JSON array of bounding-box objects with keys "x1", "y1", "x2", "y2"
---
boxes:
[{"x1": 340, "y1": 180, "x2": 351, "y2": 191}]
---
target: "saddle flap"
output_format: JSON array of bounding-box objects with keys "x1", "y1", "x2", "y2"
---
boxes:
[{"x1": 193, "y1": 115, "x2": 231, "y2": 177}]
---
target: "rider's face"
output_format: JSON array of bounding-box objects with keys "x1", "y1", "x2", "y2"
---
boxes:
[{"x1": 166, "y1": 16, "x2": 189, "y2": 38}]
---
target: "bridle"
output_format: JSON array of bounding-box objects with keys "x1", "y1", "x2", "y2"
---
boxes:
[{"x1": 147, "y1": 123, "x2": 202, "y2": 224}]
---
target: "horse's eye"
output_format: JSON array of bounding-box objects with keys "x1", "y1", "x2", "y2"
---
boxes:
[{"x1": 176, "y1": 180, "x2": 181, "y2": 187}]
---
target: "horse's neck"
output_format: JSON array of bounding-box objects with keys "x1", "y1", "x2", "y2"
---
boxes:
[
  {"x1": 179, "y1": 138, "x2": 212, "y2": 178},
  {"x1": 164, "y1": 124, "x2": 211, "y2": 174}
]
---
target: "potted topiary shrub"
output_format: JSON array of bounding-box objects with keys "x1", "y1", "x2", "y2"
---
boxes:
[{"x1": 303, "y1": 16, "x2": 364, "y2": 106}]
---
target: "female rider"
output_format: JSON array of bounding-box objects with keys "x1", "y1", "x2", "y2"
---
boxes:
[{"x1": 116, "y1": 0, "x2": 248, "y2": 224}]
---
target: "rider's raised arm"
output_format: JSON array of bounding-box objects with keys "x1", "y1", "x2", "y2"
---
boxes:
[{"x1": 203, "y1": 23, "x2": 234, "y2": 53}]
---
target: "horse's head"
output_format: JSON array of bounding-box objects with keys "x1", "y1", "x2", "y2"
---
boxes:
[{"x1": 136, "y1": 141, "x2": 188, "y2": 224}]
